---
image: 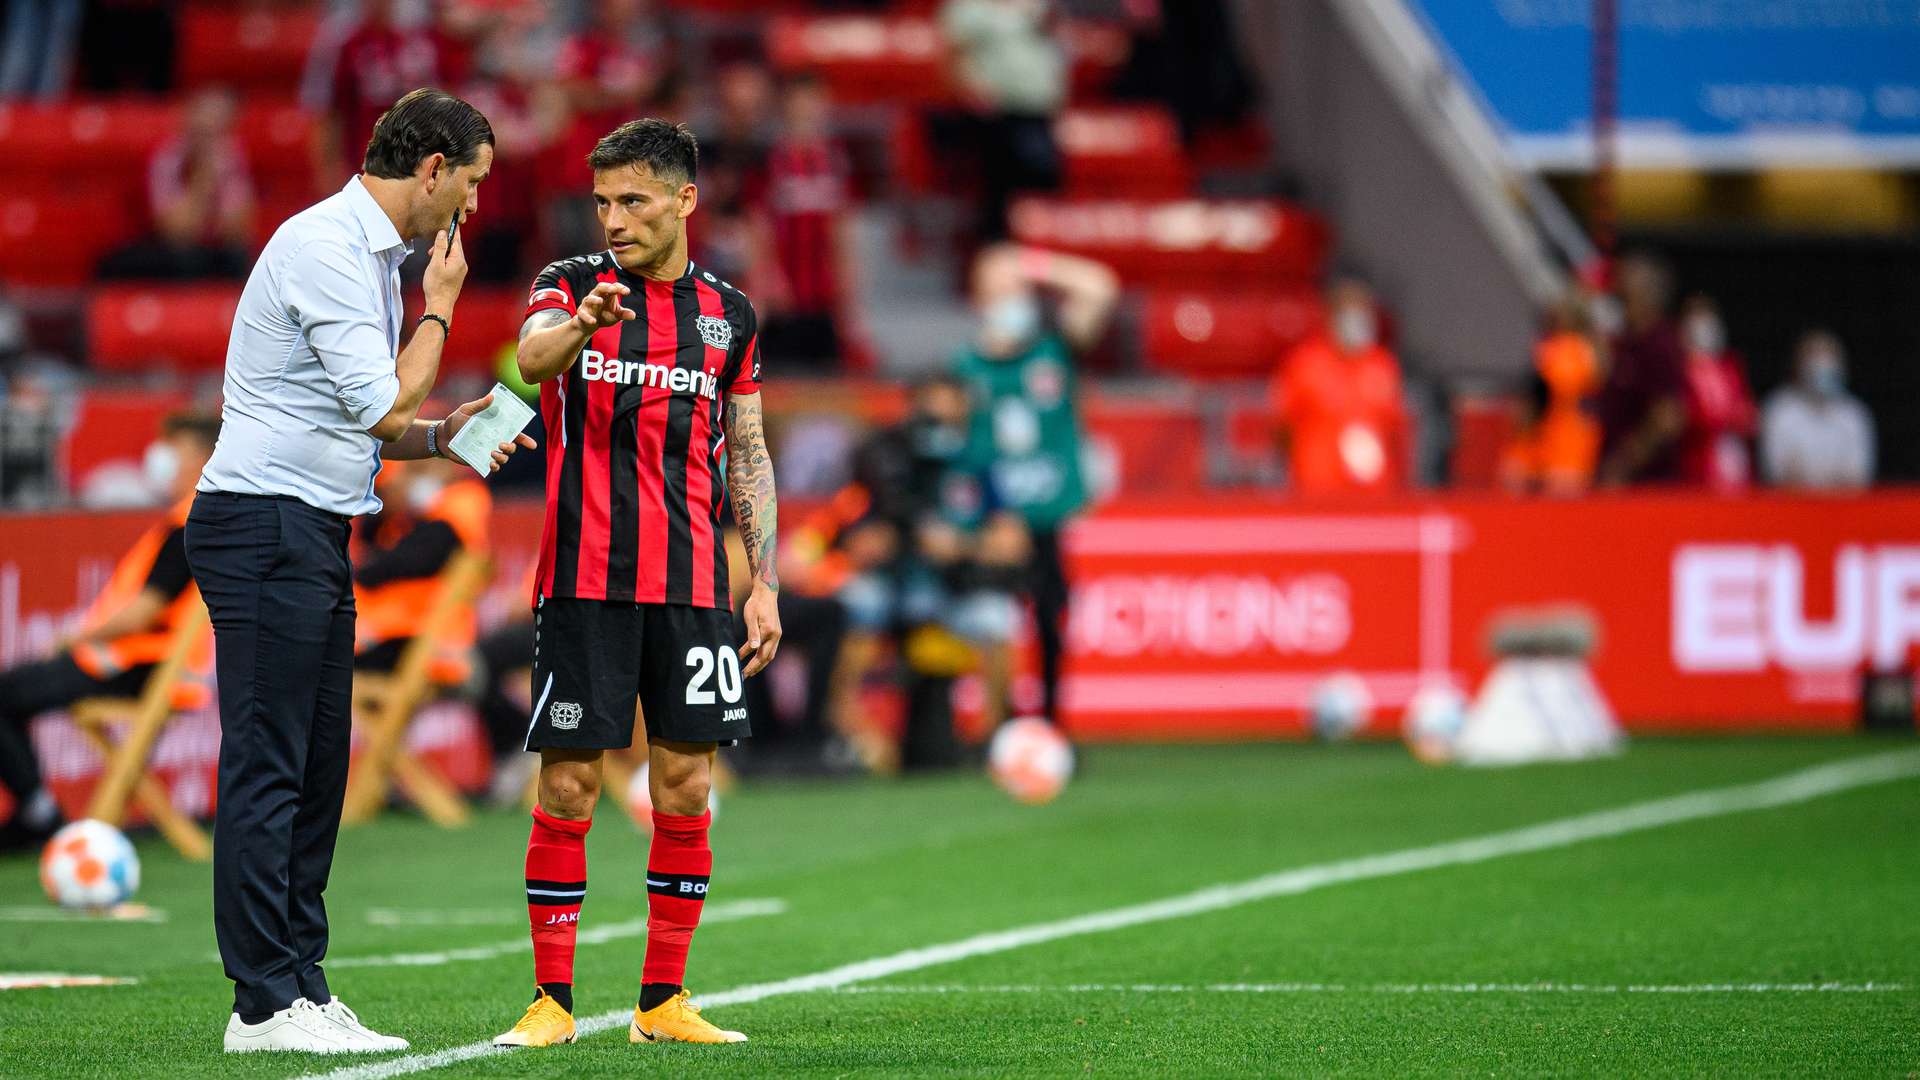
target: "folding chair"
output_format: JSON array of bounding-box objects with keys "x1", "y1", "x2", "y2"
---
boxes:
[
  {"x1": 68, "y1": 602, "x2": 214, "y2": 861},
  {"x1": 341, "y1": 552, "x2": 490, "y2": 827}
]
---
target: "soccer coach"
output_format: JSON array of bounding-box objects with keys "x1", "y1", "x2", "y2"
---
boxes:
[{"x1": 186, "y1": 88, "x2": 532, "y2": 1054}]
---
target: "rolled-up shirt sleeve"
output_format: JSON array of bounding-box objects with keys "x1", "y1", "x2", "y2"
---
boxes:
[{"x1": 283, "y1": 238, "x2": 400, "y2": 430}]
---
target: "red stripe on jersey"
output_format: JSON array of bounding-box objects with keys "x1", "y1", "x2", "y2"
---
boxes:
[
  {"x1": 687, "y1": 280, "x2": 730, "y2": 608},
  {"x1": 575, "y1": 304, "x2": 622, "y2": 599},
  {"x1": 535, "y1": 376, "x2": 563, "y2": 600},
  {"x1": 636, "y1": 281, "x2": 679, "y2": 603}
]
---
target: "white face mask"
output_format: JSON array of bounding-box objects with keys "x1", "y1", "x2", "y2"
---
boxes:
[
  {"x1": 143, "y1": 441, "x2": 179, "y2": 494},
  {"x1": 983, "y1": 295, "x2": 1041, "y2": 346},
  {"x1": 1683, "y1": 315, "x2": 1724, "y2": 355},
  {"x1": 407, "y1": 475, "x2": 446, "y2": 514},
  {"x1": 1803, "y1": 351, "x2": 1845, "y2": 396},
  {"x1": 1333, "y1": 308, "x2": 1376, "y2": 352},
  {"x1": 1588, "y1": 294, "x2": 1624, "y2": 337}
]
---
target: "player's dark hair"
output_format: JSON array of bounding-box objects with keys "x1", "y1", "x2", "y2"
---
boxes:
[
  {"x1": 161, "y1": 411, "x2": 222, "y2": 449},
  {"x1": 587, "y1": 119, "x2": 699, "y2": 187},
  {"x1": 362, "y1": 88, "x2": 494, "y2": 180}
]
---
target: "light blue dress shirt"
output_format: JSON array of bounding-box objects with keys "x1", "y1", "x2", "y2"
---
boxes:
[{"x1": 199, "y1": 177, "x2": 413, "y2": 516}]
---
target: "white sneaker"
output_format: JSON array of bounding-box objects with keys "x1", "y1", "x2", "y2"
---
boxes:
[
  {"x1": 320, "y1": 996, "x2": 410, "y2": 1051},
  {"x1": 224, "y1": 998, "x2": 360, "y2": 1053}
]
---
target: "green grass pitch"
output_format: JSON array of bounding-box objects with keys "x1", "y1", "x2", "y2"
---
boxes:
[{"x1": 2, "y1": 738, "x2": 1917, "y2": 1077}]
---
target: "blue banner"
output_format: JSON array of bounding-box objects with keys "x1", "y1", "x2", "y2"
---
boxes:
[{"x1": 1407, "y1": 1, "x2": 1920, "y2": 167}]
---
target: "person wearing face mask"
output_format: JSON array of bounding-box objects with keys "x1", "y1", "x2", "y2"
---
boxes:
[
  {"x1": 955, "y1": 244, "x2": 1118, "y2": 732},
  {"x1": 1760, "y1": 330, "x2": 1876, "y2": 491},
  {"x1": 1270, "y1": 277, "x2": 1409, "y2": 496},
  {"x1": 0, "y1": 412, "x2": 218, "y2": 851},
  {"x1": 350, "y1": 456, "x2": 493, "y2": 676},
  {"x1": 1675, "y1": 294, "x2": 1756, "y2": 492}
]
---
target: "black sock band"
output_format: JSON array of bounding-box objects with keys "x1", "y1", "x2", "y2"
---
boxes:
[
  {"x1": 638, "y1": 982, "x2": 680, "y2": 1011},
  {"x1": 539, "y1": 982, "x2": 574, "y2": 1013}
]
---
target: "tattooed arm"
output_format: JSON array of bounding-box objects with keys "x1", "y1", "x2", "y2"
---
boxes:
[
  {"x1": 516, "y1": 281, "x2": 634, "y2": 383},
  {"x1": 726, "y1": 391, "x2": 783, "y2": 676}
]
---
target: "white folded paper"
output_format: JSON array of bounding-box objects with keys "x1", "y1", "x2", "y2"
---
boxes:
[{"x1": 446, "y1": 383, "x2": 537, "y2": 477}]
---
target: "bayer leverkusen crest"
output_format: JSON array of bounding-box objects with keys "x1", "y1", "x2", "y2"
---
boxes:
[{"x1": 696, "y1": 315, "x2": 733, "y2": 351}]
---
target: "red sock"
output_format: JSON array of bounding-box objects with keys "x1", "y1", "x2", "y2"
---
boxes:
[
  {"x1": 642, "y1": 809, "x2": 711, "y2": 987},
  {"x1": 526, "y1": 805, "x2": 591, "y2": 988}
]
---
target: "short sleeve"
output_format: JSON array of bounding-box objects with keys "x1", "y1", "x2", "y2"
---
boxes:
[
  {"x1": 725, "y1": 301, "x2": 762, "y2": 396},
  {"x1": 142, "y1": 527, "x2": 194, "y2": 600},
  {"x1": 525, "y1": 260, "x2": 579, "y2": 323},
  {"x1": 283, "y1": 238, "x2": 400, "y2": 430}
]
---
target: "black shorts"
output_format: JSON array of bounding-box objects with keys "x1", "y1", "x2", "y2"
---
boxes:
[{"x1": 523, "y1": 597, "x2": 751, "y2": 751}]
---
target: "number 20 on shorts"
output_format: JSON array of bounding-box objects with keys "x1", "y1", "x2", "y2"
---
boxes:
[{"x1": 685, "y1": 645, "x2": 743, "y2": 705}]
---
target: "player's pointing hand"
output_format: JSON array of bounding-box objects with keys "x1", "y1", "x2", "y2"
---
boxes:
[{"x1": 572, "y1": 282, "x2": 635, "y2": 333}]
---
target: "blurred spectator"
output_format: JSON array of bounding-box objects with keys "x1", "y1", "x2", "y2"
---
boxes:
[
  {"x1": 692, "y1": 61, "x2": 777, "y2": 288},
  {"x1": 939, "y1": 0, "x2": 1066, "y2": 238},
  {"x1": 73, "y1": 0, "x2": 171, "y2": 92},
  {"x1": 1270, "y1": 277, "x2": 1409, "y2": 496},
  {"x1": 1501, "y1": 289, "x2": 1605, "y2": 495},
  {"x1": 351, "y1": 458, "x2": 492, "y2": 675},
  {"x1": 97, "y1": 88, "x2": 255, "y2": 281},
  {"x1": 956, "y1": 244, "x2": 1117, "y2": 730},
  {"x1": 1597, "y1": 253, "x2": 1686, "y2": 486},
  {"x1": 1761, "y1": 330, "x2": 1876, "y2": 491},
  {"x1": 1108, "y1": 0, "x2": 1256, "y2": 142},
  {"x1": 1676, "y1": 294, "x2": 1756, "y2": 492},
  {"x1": 0, "y1": 411, "x2": 217, "y2": 851},
  {"x1": 0, "y1": 0, "x2": 79, "y2": 97},
  {"x1": 756, "y1": 73, "x2": 862, "y2": 370},
  {"x1": 725, "y1": 526, "x2": 855, "y2": 772},
  {"x1": 303, "y1": 0, "x2": 468, "y2": 188}
]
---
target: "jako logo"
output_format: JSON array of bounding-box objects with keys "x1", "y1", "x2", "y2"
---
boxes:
[
  {"x1": 1673, "y1": 544, "x2": 1920, "y2": 672},
  {"x1": 581, "y1": 349, "x2": 718, "y2": 399},
  {"x1": 543, "y1": 912, "x2": 578, "y2": 925},
  {"x1": 721, "y1": 707, "x2": 746, "y2": 722}
]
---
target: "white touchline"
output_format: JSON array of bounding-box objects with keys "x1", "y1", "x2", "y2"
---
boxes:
[
  {"x1": 0, "y1": 974, "x2": 140, "y2": 990},
  {"x1": 0, "y1": 905, "x2": 168, "y2": 924},
  {"x1": 831, "y1": 982, "x2": 1910, "y2": 995},
  {"x1": 296, "y1": 748, "x2": 1920, "y2": 1080},
  {"x1": 327, "y1": 899, "x2": 786, "y2": 969}
]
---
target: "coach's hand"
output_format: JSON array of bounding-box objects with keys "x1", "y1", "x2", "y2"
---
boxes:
[
  {"x1": 571, "y1": 282, "x2": 635, "y2": 333},
  {"x1": 739, "y1": 583, "x2": 781, "y2": 677},
  {"x1": 423, "y1": 222, "x2": 469, "y2": 316},
  {"x1": 441, "y1": 393, "x2": 538, "y2": 473}
]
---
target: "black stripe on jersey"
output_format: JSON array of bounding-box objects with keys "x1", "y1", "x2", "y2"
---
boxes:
[
  {"x1": 604, "y1": 304, "x2": 647, "y2": 603},
  {"x1": 551, "y1": 363, "x2": 589, "y2": 597},
  {"x1": 661, "y1": 279, "x2": 702, "y2": 605}
]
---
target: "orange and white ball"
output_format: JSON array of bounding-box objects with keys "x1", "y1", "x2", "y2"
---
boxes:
[
  {"x1": 988, "y1": 717, "x2": 1075, "y2": 805},
  {"x1": 40, "y1": 819, "x2": 139, "y2": 910}
]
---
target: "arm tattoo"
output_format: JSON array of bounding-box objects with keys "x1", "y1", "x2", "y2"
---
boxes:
[
  {"x1": 519, "y1": 308, "x2": 570, "y2": 340},
  {"x1": 724, "y1": 393, "x2": 778, "y2": 591}
]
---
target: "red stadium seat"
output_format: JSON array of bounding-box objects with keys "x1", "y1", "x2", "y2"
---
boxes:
[
  {"x1": 1010, "y1": 197, "x2": 1331, "y2": 286},
  {"x1": 88, "y1": 285, "x2": 242, "y2": 372},
  {"x1": 0, "y1": 192, "x2": 129, "y2": 286},
  {"x1": 1056, "y1": 106, "x2": 1190, "y2": 197},
  {"x1": 767, "y1": 15, "x2": 952, "y2": 105},
  {"x1": 238, "y1": 103, "x2": 320, "y2": 183},
  {"x1": 1141, "y1": 289, "x2": 1322, "y2": 377},
  {"x1": 0, "y1": 100, "x2": 177, "y2": 172},
  {"x1": 176, "y1": 7, "x2": 319, "y2": 96}
]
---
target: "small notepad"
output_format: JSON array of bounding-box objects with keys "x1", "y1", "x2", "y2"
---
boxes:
[{"x1": 446, "y1": 383, "x2": 536, "y2": 477}]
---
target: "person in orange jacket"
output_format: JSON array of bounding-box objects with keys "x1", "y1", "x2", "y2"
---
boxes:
[
  {"x1": 351, "y1": 457, "x2": 492, "y2": 675},
  {"x1": 0, "y1": 412, "x2": 219, "y2": 849},
  {"x1": 1270, "y1": 277, "x2": 1410, "y2": 496}
]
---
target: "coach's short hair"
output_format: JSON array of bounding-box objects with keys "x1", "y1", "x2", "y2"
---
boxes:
[
  {"x1": 587, "y1": 119, "x2": 699, "y2": 186},
  {"x1": 362, "y1": 88, "x2": 494, "y2": 180}
]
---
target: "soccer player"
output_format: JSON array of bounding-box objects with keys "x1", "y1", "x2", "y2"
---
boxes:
[{"x1": 494, "y1": 119, "x2": 780, "y2": 1049}]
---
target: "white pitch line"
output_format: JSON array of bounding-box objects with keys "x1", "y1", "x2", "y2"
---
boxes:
[
  {"x1": 325, "y1": 899, "x2": 787, "y2": 969},
  {"x1": 0, "y1": 904, "x2": 168, "y2": 924},
  {"x1": 364, "y1": 909, "x2": 524, "y2": 928},
  {"x1": 0, "y1": 973, "x2": 140, "y2": 990},
  {"x1": 832, "y1": 982, "x2": 1910, "y2": 995},
  {"x1": 297, "y1": 748, "x2": 1920, "y2": 1080}
]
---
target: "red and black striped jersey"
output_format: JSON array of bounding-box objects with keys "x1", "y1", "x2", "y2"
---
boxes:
[{"x1": 524, "y1": 254, "x2": 763, "y2": 610}]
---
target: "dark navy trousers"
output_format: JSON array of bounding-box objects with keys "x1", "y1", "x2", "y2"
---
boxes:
[{"x1": 185, "y1": 491, "x2": 356, "y2": 1019}]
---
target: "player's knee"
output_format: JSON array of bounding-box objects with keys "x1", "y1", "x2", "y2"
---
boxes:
[
  {"x1": 651, "y1": 754, "x2": 711, "y2": 816},
  {"x1": 539, "y1": 761, "x2": 601, "y2": 819}
]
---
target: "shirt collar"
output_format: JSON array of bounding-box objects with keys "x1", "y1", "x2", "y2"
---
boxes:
[{"x1": 343, "y1": 176, "x2": 413, "y2": 258}]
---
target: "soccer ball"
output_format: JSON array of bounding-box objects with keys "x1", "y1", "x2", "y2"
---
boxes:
[
  {"x1": 988, "y1": 717, "x2": 1074, "y2": 805},
  {"x1": 1309, "y1": 672, "x2": 1373, "y2": 741},
  {"x1": 1403, "y1": 684, "x2": 1469, "y2": 764},
  {"x1": 40, "y1": 819, "x2": 139, "y2": 910},
  {"x1": 624, "y1": 761, "x2": 719, "y2": 832}
]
